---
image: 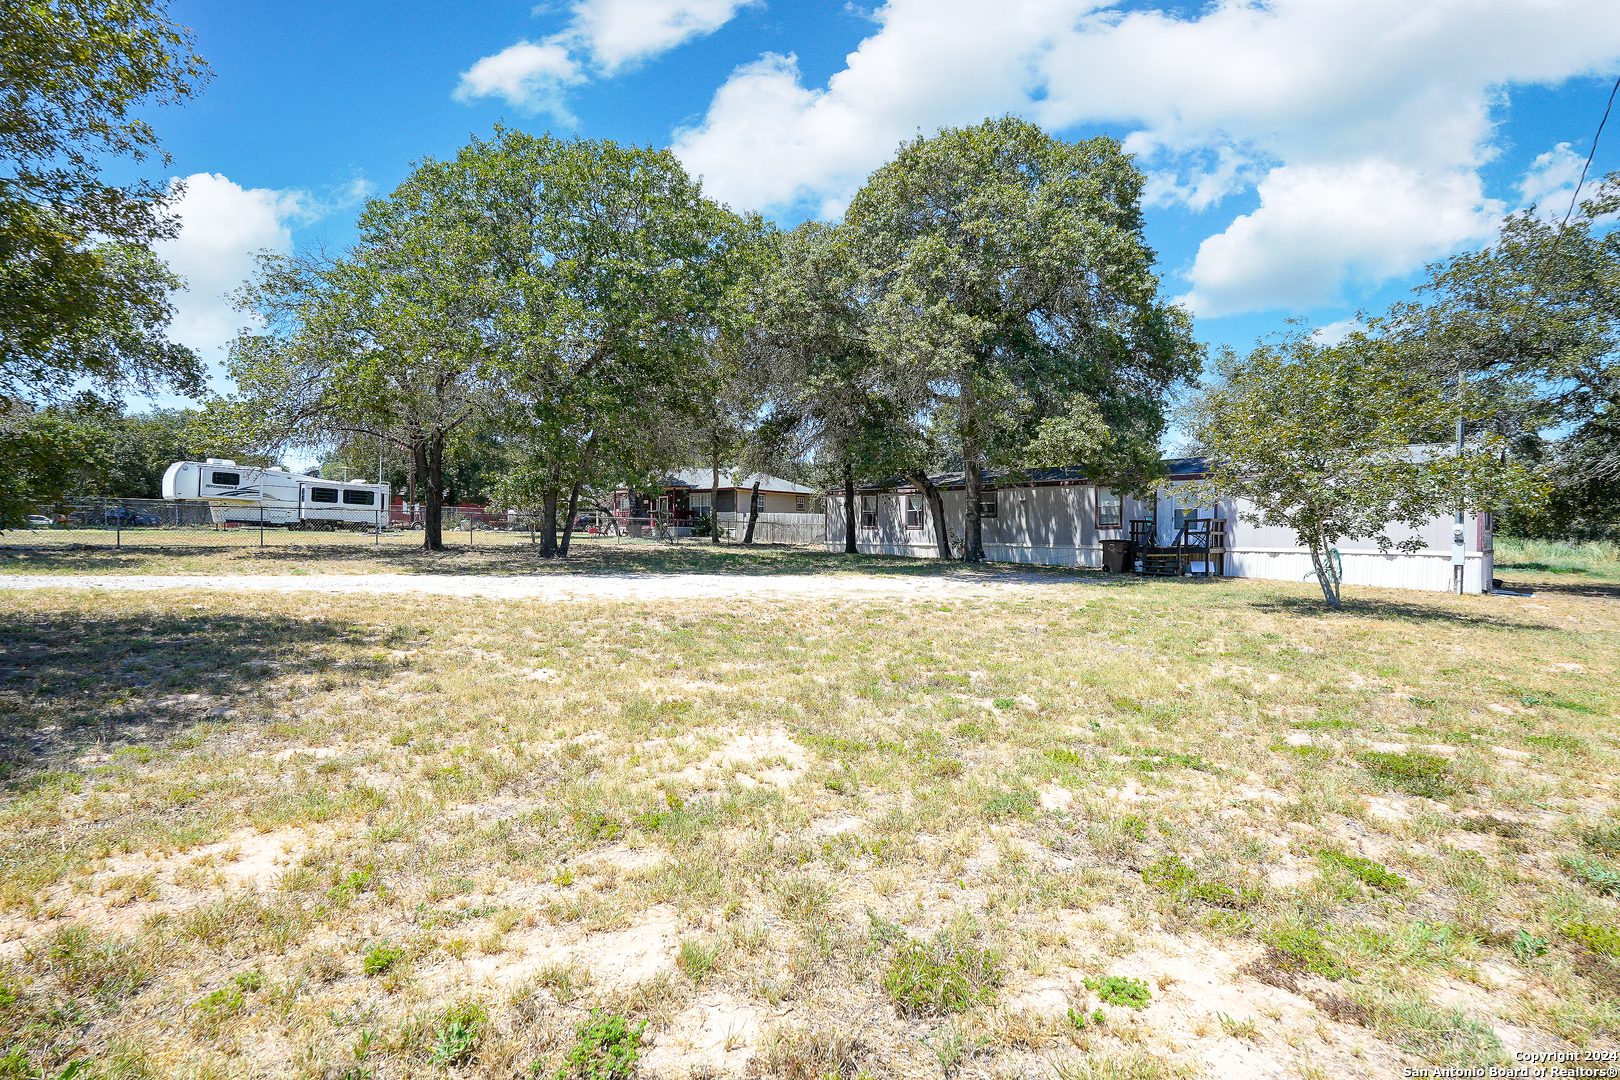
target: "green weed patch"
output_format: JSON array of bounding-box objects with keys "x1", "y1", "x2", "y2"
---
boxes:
[
  {"x1": 1084, "y1": 975, "x2": 1151, "y2": 1009},
  {"x1": 1357, "y1": 750, "x2": 1460, "y2": 800},
  {"x1": 554, "y1": 1012, "x2": 644, "y2": 1080},
  {"x1": 1316, "y1": 850, "x2": 1407, "y2": 892},
  {"x1": 1562, "y1": 922, "x2": 1620, "y2": 959},
  {"x1": 881, "y1": 938, "x2": 1003, "y2": 1016}
]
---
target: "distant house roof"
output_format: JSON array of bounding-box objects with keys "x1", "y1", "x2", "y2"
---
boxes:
[
  {"x1": 660, "y1": 469, "x2": 820, "y2": 495},
  {"x1": 840, "y1": 458, "x2": 1210, "y2": 495}
]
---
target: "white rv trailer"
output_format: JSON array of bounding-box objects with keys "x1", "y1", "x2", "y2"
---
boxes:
[{"x1": 162, "y1": 459, "x2": 391, "y2": 530}]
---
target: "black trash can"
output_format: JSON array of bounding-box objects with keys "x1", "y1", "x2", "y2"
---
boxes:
[{"x1": 1101, "y1": 539, "x2": 1133, "y2": 574}]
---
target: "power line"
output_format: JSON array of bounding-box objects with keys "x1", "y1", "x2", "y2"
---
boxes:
[{"x1": 1555, "y1": 72, "x2": 1620, "y2": 234}]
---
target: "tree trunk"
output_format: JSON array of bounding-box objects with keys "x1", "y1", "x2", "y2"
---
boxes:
[
  {"x1": 559, "y1": 480, "x2": 583, "y2": 556},
  {"x1": 843, "y1": 460, "x2": 857, "y2": 555},
  {"x1": 540, "y1": 489, "x2": 559, "y2": 557},
  {"x1": 962, "y1": 450, "x2": 985, "y2": 564},
  {"x1": 421, "y1": 434, "x2": 445, "y2": 552},
  {"x1": 908, "y1": 471, "x2": 951, "y2": 560},
  {"x1": 407, "y1": 453, "x2": 417, "y2": 527},
  {"x1": 1308, "y1": 537, "x2": 1341, "y2": 609},
  {"x1": 743, "y1": 480, "x2": 761, "y2": 544},
  {"x1": 559, "y1": 436, "x2": 596, "y2": 557},
  {"x1": 710, "y1": 447, "x2": 722, "y2": 545}
]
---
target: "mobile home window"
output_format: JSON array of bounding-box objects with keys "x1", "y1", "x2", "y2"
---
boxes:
[
  {"x1": 1097, "y1": 488, "x2": 1121, "y2": 528},
  {"x1": 860, "y1": 495, "x2": 878, "y2": 528},
  {"x1": 904, "y1": 493, "x2": 924, "y2": 529},
  {"x1": 1173, "y1": 502, "x2": 1199, "y2": 531},
  {"x1": 977, "y1": 493, "x2": 997, "y2": 519},
  {"x1": 209, "y1": 471, "x2": 241, "y2": 487},
  {"x1": 342, "y1": 489, "x2": 376, "y2": 506},
  {"x1": 795, "y1": 494, "x2": 808, "y2": 513},
  {"x1": 310, "y1": 487, "x2": 340, "y2": 504}
]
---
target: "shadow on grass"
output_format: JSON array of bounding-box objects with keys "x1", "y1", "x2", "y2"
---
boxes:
[
  {"x1": 0, "y1": 608, "x2": 401, "y2": 786},
  {"x1": 1248, "y1": 591, "x2": 1563, "y2": 631},
  {"x1": 1494, "y1": 574, "x2": 1620, "y2": 601},
  {"x1": 3, "y1": 535, "x2": 1138, "y2": 583}
]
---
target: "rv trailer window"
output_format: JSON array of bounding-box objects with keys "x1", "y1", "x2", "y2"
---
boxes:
[
  {"x1": 1097, "y1": 488, "x2": 1121, "y2": 528},
  {"x1": 310, "y1": 487, "x2": 340, "y2": 504},
  {"x1": 342, "y1": 489, "x2": 376, "y2": 506},
  {"x1": 209, "y1": 471, "x2": 241, "y2": 487}
]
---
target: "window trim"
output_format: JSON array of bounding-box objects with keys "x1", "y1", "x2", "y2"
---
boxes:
[
  {"x1": 1097, "y1": 487, "x2": 1122, "y2": 529},
  {"x1": 859, "y1": 494, "x2": 879, "y2": 529},
  {"x1": 904, "y1": 493, "x2": 924, "y2": 529},
  {"x1": 794, "y1": 494, "x2": 808, "y2": 513},
  {"x1": 976, "y1": 492, "x2": 997, "y2": 519}
]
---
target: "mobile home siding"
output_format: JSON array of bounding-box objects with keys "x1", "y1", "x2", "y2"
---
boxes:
[{"x1": 827, "y1": 479, "x2": 1494, "y2": 595}]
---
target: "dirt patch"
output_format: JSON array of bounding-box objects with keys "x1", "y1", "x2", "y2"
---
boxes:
[{"x1": 673, "y1": 731, "x2": 809, "y2": 789}]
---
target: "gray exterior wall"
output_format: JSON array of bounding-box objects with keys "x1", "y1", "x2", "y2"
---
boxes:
[{"x1": 827, "y1": 479, "x2": 1495, "y2": 594}]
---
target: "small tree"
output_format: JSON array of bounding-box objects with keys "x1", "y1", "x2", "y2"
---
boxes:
[{"x1": 1183, "y1": 330, "x2": 1544, "y2": 608}]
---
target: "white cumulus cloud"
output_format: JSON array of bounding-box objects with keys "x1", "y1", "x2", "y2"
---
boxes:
[
  {"x1": 456, "y1": 0, "x2": 755, "y2": 119},
  {"x1": 155, "y1": 173, "x2": 362, "y2": 369},
  {"x1": 671, "y1": 0, "x2": 1620, "y2": 317}
]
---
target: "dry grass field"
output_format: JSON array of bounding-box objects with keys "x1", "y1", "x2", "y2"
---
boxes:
[{"x1": 0, "y1": 540, "x2": 1615, "y2": 1080}]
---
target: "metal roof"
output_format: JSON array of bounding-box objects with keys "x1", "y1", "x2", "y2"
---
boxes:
[
  {"x1": 843, "y1": 458, "x2": 1210, "y2": 494},
  {"x1": 660, "y1": 468, "x2": 821, "y2": 495}
]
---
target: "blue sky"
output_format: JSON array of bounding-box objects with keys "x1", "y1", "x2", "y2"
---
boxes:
[{"x1": 140, "y1": 0, "x2": 1620, "y2": 412}]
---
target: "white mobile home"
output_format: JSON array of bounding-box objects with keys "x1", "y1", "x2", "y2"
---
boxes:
[
  {"x1": 163, "y1": 460, "x2": 391, "y2": 530},
  {"x1": 825, "y1": 460, "x2": 1494, "y2": 594}
]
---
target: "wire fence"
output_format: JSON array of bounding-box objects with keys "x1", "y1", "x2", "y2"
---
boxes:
[{"x1": 19, "y1": 499, "x2": 826, "y2": 550}]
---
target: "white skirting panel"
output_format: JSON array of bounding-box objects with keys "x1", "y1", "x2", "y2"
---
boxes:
[
  {"x1": 827, "y1": 539, "x2": 1494, "y2": 594},
  {"x1": 1225, "y1": 550, "x2": 1491, "y2": 594}
]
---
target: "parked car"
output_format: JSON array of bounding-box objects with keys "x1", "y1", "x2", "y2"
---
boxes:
[
  {"x1": 67, "y1": 506, "x2": 160, "y2": 527},
  {"x1": 24, "y1": 514, "x2": 53, "y2": 528}
]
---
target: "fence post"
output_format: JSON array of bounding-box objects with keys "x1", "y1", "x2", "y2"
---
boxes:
[
  {"x1": 113, "y1": 496, "x2": 120, "y2": 549},
  {"x1": 259, "y1": 502, "x2": 265, "y2": 548},
  {"x1": 376, "y1": 503, "x2": 380, "y2": 547}
]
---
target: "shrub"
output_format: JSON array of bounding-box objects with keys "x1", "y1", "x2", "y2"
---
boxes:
[
  {"x1": 553, "y1": 1011, "x2": 645, "y2": 1080},
  {"x1": 1084, "y1": 975, "x2": 1151, "y2": 1009},
  {"x1": 881, "y1": 938, "x2": 1002, "y2": 1016}
]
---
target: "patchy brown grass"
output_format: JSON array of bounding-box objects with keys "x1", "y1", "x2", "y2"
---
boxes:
[{"x1": 0, "y1": 559, "x2": 1614, "y2": 1078}]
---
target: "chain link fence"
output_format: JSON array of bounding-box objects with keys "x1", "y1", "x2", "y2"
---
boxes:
[{"x1": 19, "y1": 499, "x2": 826, "y2": 550}]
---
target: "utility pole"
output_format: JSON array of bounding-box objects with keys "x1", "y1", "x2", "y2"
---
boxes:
[{"x1": 1453, "y1": 373, "x2": 1466, "y2": 595}]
